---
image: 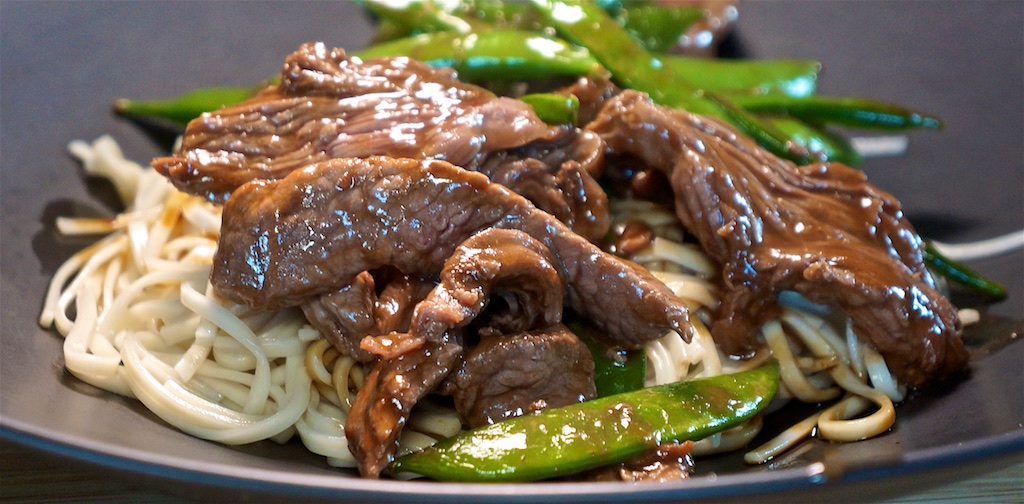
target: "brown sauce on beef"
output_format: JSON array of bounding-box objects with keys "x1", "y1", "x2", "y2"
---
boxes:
[
  {"x1": 150, "y1": 43, "x2": 971, "y2": 479},
  {"x1": 587, "y1": 90, "x2": 967, "y2": 386}
]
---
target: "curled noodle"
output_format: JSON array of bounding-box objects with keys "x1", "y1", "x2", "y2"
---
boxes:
[{"x1": 41, "y1": 137, "x2": 460, "y2": 466}]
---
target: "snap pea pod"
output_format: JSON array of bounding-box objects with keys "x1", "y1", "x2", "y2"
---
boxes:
[
  {"x1": 372, "y1": 0, "x2": 702, "y2": 53},
  {"x1": 765, "y1": 116, "x2": 863, "y2": 166},
  {"x1": 532, "y1": 0, "x2": 812, "y2": 165},
  {"x1": 355, "y1": 29, "x2": 602, "y2": 82},
  {"x1": 370, "y1": 17, "x2": 415, "y2": 44},
  {"x1": 615, "y1": 4, "x2": 704, "y2": 52},
  {"x1": 731, "y1": 95, "x2": 944, "y2": 130},
  {"x1": 590, "y1": 345, "x2": 646, "y2": 397},
  {"x1": 571, "y1": 320, "x2": 646, "y2": 397},
  {"x1": 390, "y1": 362, "x2": 778, "y2": 482},
  {"x1": 443, "y1": 0, "x2": 547, "y2": 32},
  {"x1": 362, "y1": 0, "x2": 486, "y2": 36},
  {"x1": 520, "y1": 92, "x2": 580, "y2": 125},
  {"x1": 112, "y1": 86, "x2": 260, "y2": 126},
  {"x1": 366, "y1": 27, "x2": 817, "y2": 97},
  {"x1": 112, "y1": 34, "x2": 820, "y2": 125},
  {"x1": 379, "y1": 0, "x2": 815, "y2": 96},
  {"x1": 923, "y1": 241, "x2": 1007, "y2": 299},
  {"x1": 670, "y1": 57, "x2": 820, "y2": 98}
]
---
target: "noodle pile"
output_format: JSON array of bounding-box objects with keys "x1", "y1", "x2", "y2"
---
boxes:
[
  {"x1": 41, "y1": 135, "x2": 915, "y2": 473},
  {"x1": 41, "y1": 136, "x2": 458, "y2": 467}
]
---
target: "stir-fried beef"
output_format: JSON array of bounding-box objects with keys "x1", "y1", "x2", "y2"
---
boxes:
[
  {"x1": 615, "y1": 442, "x2": 695, "y2": 482},
  {"x1": 373, "y1": 271, "x2": 435, "y2": 336},
  {"x1": 587, "y1": 91, "x2": 967, "y2": 386},
  {"x1": 478, "y1": 129, "x2": 609, "y2": 243},
  {"x1": 301, "y1": 270, "x2": 435, "y2": 362},
  {"x1": 346, "y1": 335, "x2": 463, "y2": 478},
  {"x1": 559, "y1": 76, "x2": 620, "y2": 126},
  {"x1": 152, "y1": 42, "x2": 558, "y2": 203},
  {"x1": 446, "y1": 324, "x2": 596, "y2": 428},
  {"x1": 402, "y1": 228, "x2": 564, "y2": 346},
  {"x1": 350, "y1": 228, "x2": 568, "y2": 475},
  {"x1": 359, "y1": 228, "x2": 563, "y2": 360},
  {"x1": 301, "y1": 271, "x2": 378, "y2": 362},
  {"x1": 213, "y1": 156, "x2": 690, "y2": 348}
]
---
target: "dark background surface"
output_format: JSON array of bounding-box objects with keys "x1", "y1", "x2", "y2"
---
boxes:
[{"x1": 1, "y1": 1, "x2": 1021, "y2": 502}]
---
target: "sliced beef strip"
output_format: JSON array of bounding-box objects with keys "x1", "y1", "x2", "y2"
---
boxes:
[
  {"x1": 300, "y1": 271, "x2": 377, "y2": 362},
  {"x1": 348, "y1": 228, "x2": 566, "y2": 477},
  {"x1": 586, "y1": 90, "x2": 967, "y2": 386},
  {"x1": 359, "y1": 228, "x2": 564, "y2": 360},
  {"x1": 345, "y1": 333, "x2": 463, "y2": 478},
  {"x1": 152, "y1": 42, "x2": 558, "y2": 203},
  {"x1": 445, "y1": 324, "x2": 597, "y2": 428},
  {"x1": 373, "y1": 271, "x2": 436, "y2": 336},
  {"x1": 212, "y1": 156, "x2": 690, "y2": 349},
  {"x1": 580, "y1": 441, "x2": 696, "y2": 482},
  {"x1": 477, "y1": 129, "x2": 609, "y2": 243},
  {"x1": 300, "y1": 270, "x2": 435, "y2": 362},
  {"x1": 399, "y1": 228, "x2": 564, "y2": 350},
  {"x1": 559, "y1": 76, "x2": 621, "y2": 126}
]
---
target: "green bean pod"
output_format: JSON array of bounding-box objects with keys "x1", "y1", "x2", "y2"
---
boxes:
[
  {"x1": 390, "y1": 362, "x2": 778, "y2": 481},
  {"x1": 923, "y1": 241, "x2": 1007, "y2": 299},
  {"x1": 520, "y1": 92, "x2": 581, "y2": 125},
  {"x1": 572, "y1": 320, "x2": 647, "y2": 397},
  {"x1": 616, "y1": 4, "x2": 704, "y2": 52},
  {"x1": 533, "y1": 0, "x2": 811, "y2": 165},
  {"x1": 731, "y1": 95, "x2": 944, "y2": 130},
  {"x1": 446, "y1": 0, "x2": 547, "y2": 32},
  {"x1": 355, "y1": 29, "x2": 602, "y2": 81},
  {"x1": 112, "y1": 86, "x2": 260, "y2": 126},
  {"x1": 669, "y1": 57, "x2": 820, "y2": 98},
  {"x1": 362, "y1": 0, "x2": 485, "y2": 36},
  {"x1": 765, "y1": 116, "x2": 863, "y2": 166},
  {"x1": 372, "y1": 0, "x2": 701, "y2": 52}
]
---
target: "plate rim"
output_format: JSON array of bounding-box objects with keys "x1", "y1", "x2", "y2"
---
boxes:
[{"x1": 3, "y1": 401, "x2": 1023, "y2": 502}]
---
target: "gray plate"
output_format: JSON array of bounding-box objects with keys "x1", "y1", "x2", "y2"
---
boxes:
[{"x1": 1, "y1": 2, "x2": 1021, "y2": 503}]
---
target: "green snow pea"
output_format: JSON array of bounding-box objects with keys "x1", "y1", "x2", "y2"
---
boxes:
[
  {"x1": 112, "y1": 86, "x2": 261, "y2": 126},
  {"x1": 362, "y1": 0, "x2": 487, "y2": 36},
  {"x1": 389, "y1": 361, "x2": 779, "y2": 482},
  {"x1": 355, "y1": 29, "x2": 602, "y2": 82},
  {"x1": 669, "y1": 57, "x2": 820, "y2": 98},
  {"x1": 765, "y1": 116, "x2": 863, "y2": 166},
  {"x1": 572, "y1": 320, "x2": 647, "y2": 397},
  {"x1": 532, "y1": 0, "x2": 812, "y2": 164},
  {"x1": 368, "y1": 0, "x2": 704, "y2": 53},
  {"x1": 520, "y1": 92, "x2": 581, "y2": 125},
  {"x1": 615, "y1": 4, "x2": 704, "y2": 52},
  {"x1": 923, "y1": 241, "x2": 1007, "y2": 300},
  {"x1": 731, "y1": 95, "x2": 944, "y2": 130}
]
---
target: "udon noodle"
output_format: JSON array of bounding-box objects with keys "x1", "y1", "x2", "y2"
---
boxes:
[{"x1": 41, "y1": 135, "x2": 919, "y2": 472}]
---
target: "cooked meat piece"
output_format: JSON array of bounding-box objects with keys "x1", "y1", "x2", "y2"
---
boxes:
[
  {"x1": 300, "y1": 270, "x2": 435, "y2": 361},
  {"x1": 446, "y1": 324, "x2": 597, "y2": 428},
  {"x1": 403, "y1": 228, "x2": 564, "y2": 347},
  {"x1": 581, "y1": 441, "x2": 696, "y2": 482},
  {"x1": 559, "y1": 76, "x2": 621, "y2": 126},
  {"x1": 587, "y1": 91, "x2": 966, "y2": 386},
  {"x1": 346, "y1": 334, "x2": 463, "y2": 479},
  {"x1": 152, "y1": 42, "x2": 558, "y2": 202},
  {"x1": 478, "y1": 129, "x2": 609, "y2": 243},
  {"x1": 350, "y1": 228, "x2": 566, "y2": 475},
  {"x1": 373, "y1": 271, "x2": 435, "y2": 336},
  {"x1": 615, "y1": 441, "x2": 695, "y2": 482},
  {"x1": 359, "y1": 228, "x2": 564, "y2": 359},
  {"x1": 212, "y1": 156, "x2": 690, "y2": 348},
  {"x1": 300, "y1": 271, "x2": 377, "y2": 362}
]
